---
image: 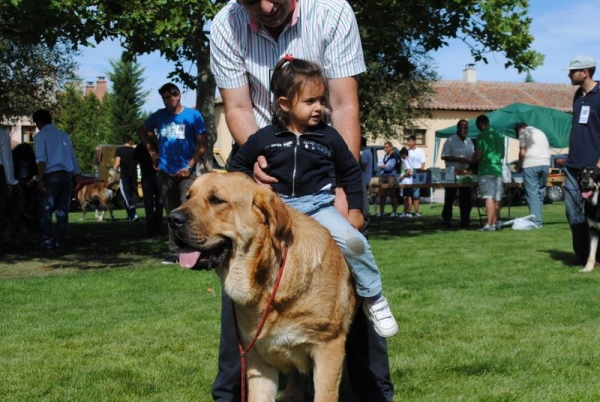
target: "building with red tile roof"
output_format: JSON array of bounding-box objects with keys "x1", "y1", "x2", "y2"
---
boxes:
[{"x1": 213, "y1": 65, "x2": 576, "y2": 168}]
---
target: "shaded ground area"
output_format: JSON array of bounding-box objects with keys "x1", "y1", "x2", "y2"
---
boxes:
[{"x1": 0, "y1": 213, "x2": 168, "y2": 278}]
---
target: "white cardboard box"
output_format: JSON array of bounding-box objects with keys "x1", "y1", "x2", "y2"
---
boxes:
[{"x1": 429, "y1": 167, "x2": 455, "y2": 183}]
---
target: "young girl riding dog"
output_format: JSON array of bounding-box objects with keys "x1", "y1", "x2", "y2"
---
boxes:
[{"x1": 231, "y1": 56, "x2": 398, "y2": 337}]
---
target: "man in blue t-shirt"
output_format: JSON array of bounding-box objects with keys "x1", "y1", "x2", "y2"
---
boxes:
[{"x1": 139, "y1": 83, "x2": 207, "y2": 264}]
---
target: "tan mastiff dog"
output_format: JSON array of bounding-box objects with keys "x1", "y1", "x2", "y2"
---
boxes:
[{"x1": 169, "y1": 172, "x2": 358, "y2": 402}]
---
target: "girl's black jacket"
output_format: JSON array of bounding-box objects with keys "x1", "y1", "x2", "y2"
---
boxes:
[{"x1": 230, "y1": 122, "x2": 364, "y2": 211}]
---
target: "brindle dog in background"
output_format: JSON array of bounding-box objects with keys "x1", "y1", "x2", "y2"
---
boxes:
[{"x1": 75, "y1": 170, "x2": 118, "y2": 222}]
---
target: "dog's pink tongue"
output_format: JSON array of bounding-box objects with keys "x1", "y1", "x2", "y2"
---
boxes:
[
  {"x1": 582, "y1": 190, "x2": 593, "y2": 199},
  {"x1": 179, "y1": 248, "x2": 201, "y2": 269}
]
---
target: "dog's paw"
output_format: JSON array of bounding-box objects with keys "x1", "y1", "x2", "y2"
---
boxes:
[{"x1": 580, "y1": 265, "x2": 595, "y2": 273}]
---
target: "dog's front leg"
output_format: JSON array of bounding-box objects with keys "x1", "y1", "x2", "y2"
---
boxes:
[
  {"x1": 581, "y1": 228, "x2": 599, "y2": 272},
  {"x1": 246, "y1": 350, "x2": 278, "y2": 402},
  {"x1": 312, "y1": 336, "x2": 346, "y2": 402}
]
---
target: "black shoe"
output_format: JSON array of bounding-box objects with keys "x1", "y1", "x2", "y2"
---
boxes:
[
  {"x1": 441, "y1": 221, "x2": 453, "y2": 229},
  {"x1": 162, "y1": 255, "x2": 179, "y2": 265}
]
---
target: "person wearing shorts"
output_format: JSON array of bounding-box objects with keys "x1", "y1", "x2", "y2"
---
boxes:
[{"x1": 472, "y1": 115, "x2": 505, "y2": 231}]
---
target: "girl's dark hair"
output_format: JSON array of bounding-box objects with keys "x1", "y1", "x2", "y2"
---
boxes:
[{"x1": 270, "y1": 57, "x2": 327, "y2": 127}]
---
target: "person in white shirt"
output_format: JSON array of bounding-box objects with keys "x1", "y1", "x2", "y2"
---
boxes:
[
  {"x1": 441, "y1": 119, "x2": 475, "y2": 228},
  {"x1": 398, "y1": 147, "x2": 416, "y2": 217},
  {"x1": 515, "y1": 122, "x2": 551, "y2": 227},
  {"x1": 406, "y1": 135, "x2": 426, "y2": 216}
]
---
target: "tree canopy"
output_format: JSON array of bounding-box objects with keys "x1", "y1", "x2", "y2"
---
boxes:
[
  {"x1": 0, "y1": 39, "x2": 78, "y2": 122},
  {"x1": 106, "y1": 54, "x2": 149, "y2": 145},
  {"x1": 55, "y1": 83, "x2": 111, "y2": 173},
  {"x1": 351, "y1": 0, "x2": 543, "y2": 138},
  {"x1": 2, "y1": 0, "x2": 543, "y2": 140}
]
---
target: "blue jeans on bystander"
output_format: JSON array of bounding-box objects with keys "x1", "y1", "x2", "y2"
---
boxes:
[
  {"x1": 39, "y1": 170, "x2": 72, "y2": 249},
  {"x1": 522, "y1": 164, "x2": 548, "y2": 227}
]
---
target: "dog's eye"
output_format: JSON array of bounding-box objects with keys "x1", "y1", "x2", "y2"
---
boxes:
[{"x1": 209, "y1": 194, "x2": 226, "y2": 205}]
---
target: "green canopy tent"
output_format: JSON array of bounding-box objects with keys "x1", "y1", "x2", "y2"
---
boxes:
[{"x1": 433, "y1": 103, "x2": 572, "y2": 165}]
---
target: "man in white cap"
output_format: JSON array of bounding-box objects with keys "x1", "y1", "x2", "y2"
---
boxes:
[{"x1": 564, "y1": 55, "x2": 600, "y2": 265}]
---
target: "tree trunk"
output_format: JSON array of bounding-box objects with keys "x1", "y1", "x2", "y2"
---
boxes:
[{"x1": 195, "y1": 36, "x2": 217, "y2": 171}]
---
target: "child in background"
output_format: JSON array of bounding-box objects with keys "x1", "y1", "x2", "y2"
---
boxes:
[
  {"x1": 398, "y1": 147, "x2": 414, "y2": 217},
  {"x1": 230, "y1": 56, "x2": 398, "y2": 337}
]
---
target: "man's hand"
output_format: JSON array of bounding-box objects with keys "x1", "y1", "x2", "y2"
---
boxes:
[
  {"x1": 252, "y1": 155, "x2": 278, "y2": 187},
  {"x1": 150, "y1": 151, "x2": 159, "y2": 165},
  {"x1": 347, "y1": 209, "x2": 364, "y2": 230},
  {"x1": 175, "y1": 168, "x2": 194, "y2": 179}
]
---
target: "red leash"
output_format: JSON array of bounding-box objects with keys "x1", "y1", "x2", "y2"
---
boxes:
[{"x1": 232, "y1": 246, "x2": 289, "y2": 402}]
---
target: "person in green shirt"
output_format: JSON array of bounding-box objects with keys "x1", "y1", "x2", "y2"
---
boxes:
[{"x1": 472, "y1": 114, "x2": 505, "y2": 231}]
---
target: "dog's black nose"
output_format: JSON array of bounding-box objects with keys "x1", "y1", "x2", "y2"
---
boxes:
[{"x1": 168, "y1": 210, "x2": 188, "y2": 227}]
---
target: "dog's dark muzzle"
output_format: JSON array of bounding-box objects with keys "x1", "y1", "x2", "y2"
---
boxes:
[{"x1": 168, "y1": 209, "x2": 188, "y2": 230}]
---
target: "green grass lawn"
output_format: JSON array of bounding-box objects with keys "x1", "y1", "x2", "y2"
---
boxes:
[{"x1": 2, "y1": 202, "x2": 600, "y2": 401}]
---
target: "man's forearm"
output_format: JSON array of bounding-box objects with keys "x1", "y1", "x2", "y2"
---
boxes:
[
  {"x1": 329, "y1": 77, "x2": 361, "y2": 159},
  {"x1": 190, "y1": 136, "x2": 209, "y2": 167},
  {"x1": 221, "y1": 86, "x2": 259, "y2": 146},
  {"x1": 37, "y1": 162, "x2": 46, "y2": 181},
  {"x1": 225, "y1": 109, "x2": 258, "y2": 146}
]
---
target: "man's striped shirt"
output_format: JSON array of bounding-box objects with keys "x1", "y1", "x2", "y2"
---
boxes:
[{"x1": 210, "y1": 0, "x2": 366, "y2": 129}]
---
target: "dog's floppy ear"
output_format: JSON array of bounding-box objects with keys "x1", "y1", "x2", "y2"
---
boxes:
[{"x1": 253, "y1": 187, "x2": 292, "y2": 241}]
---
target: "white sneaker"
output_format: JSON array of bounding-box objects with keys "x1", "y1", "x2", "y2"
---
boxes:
[
  {"x1": 400, "y1": 212, "x2": 412, "y2": 218},
  {"x1": 413, "y1": 212, "x2": 422, "y2": 217},
  {"x1": 363, "y1": 296, "x2": 398, "y2": 338},
  {"x1": 480, "y1": 224, "x2": 496, "y2": 232},
  {"x1": 374, "y1": 212, "x2": 384, "y2": 217},
  {"x1": 389, "y1": 212, "x2": 399, "y2": 218}
]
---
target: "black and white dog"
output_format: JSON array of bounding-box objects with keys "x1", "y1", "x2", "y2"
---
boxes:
[{"x1": 578, "y1": 165, "x2": 600, "y2": 272}]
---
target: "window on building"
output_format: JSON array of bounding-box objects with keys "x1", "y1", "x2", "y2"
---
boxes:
[
  {"x1": 21, "y1": 126, "x2": 35, "y2": 143},
  {"x1": 402, "y1": 129, "x2": 427, "y2": 146}
]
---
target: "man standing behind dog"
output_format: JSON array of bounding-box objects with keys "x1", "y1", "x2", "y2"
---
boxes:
[
  {"x1": 32, "y1": 109, "x2": 81, "y2": 250},
  {"x1": 514, "y1": 122, "x2": 550, "y2": 228},
  {"x1": 139, "y1": 83, "x2": 208, "y2": 264},
  {"x1": 564, "y1": 55, "x2": 600, "y2": 265},
  {"x1": 441, "y1": 119, "x2": 475, "y2": 229},
  {"x1": 113, "y1": 134, "x2": 138, "y2": 222},
  {"x1": 472, "y1": 114, "x2": 505, "y2": 232},
  {"x1": 210, "y1": 1, "x2": 394, "y2": 401}
]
